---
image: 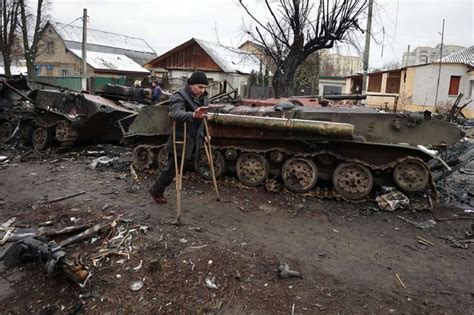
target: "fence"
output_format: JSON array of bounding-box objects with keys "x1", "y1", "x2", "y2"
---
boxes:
[{"x1": 33, "y1": 77, "x2": 131, "y2": 93}]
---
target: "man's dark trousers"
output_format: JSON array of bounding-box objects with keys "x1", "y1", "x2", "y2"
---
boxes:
[{"x1": 150, "y1": 153, "x2": 178, "y2": 196}]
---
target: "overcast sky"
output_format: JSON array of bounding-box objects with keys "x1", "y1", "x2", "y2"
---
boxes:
[{"x1": 49, "y1": 0, "x2": 473, "y2": 69}]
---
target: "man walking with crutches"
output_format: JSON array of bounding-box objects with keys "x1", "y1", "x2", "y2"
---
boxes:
[{"x1": 148, "y1": 71, "x2": 209, "y2": 205}]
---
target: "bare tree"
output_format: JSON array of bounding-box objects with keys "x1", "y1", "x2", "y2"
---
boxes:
[
  {"x1": 239, "y1": 0, "x2": 366, "y2": 97},
  {"x1": 381, "y1": 60, "x2": 401, "y2": 70},
  {"x1": 0, "y1": 0, "x2": 20, "y2": 76},
  {"x1": 18, "y1": 0, "x2": 49, "y2": 79}
]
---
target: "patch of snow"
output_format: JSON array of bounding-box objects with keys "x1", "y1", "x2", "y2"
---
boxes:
[
  {"x1": 195, "y1": 38, "x2": 261, "y2": 74},
  {"x1": 69, "y1": 50, "x2": 150, "y2": 73}
]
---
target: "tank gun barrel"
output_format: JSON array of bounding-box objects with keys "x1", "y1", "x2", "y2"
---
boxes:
[{"x1": 206, "y1": 113, "x2": 354, "y2": 137}]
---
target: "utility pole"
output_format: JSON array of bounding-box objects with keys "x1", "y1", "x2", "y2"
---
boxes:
[
  {"x1": 81, "y1": 8, "x2": 88, "y2": 91},
  {"x1": 434, "y1": 18, "x2": 445, "y2": 108},
  {"x1": 361, "y1": 0, "x2": 374, "y2": 95}
]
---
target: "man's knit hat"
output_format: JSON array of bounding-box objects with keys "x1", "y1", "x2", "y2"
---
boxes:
[{"x1": 188, "y1": 71, "x2": 209, "y2": 86}]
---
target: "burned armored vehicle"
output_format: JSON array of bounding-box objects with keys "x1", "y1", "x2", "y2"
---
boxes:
[
  {"x1": 1, "y1": 76, "x2": 141, "y2": 150},
  {"x1": 27, "y1": 89, "x2": 139, "y2": 150},
  {"x1": 124, "y1": 103, "x2": 465, "y2": 201},
  {"x1": 0, "y1": 75, "x2": 36, "y2": 145}
]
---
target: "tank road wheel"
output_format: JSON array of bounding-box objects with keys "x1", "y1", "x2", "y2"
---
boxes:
[
  {"x1": 236, "y1": 153, "x2": 270, "y2": 187},
  {"x1": 133, "y1": 145, "x2": 153, "y2": 171},
  {"x1": 195, "y1": 149, "x2": 226, "y2": 181},
  {"x1": 55, "y1": 121, "x2": 78, "y2": 147},
  {"x1": 333, "y1": 162, "x2": 373, "y2": 200},
  {"x1": 393, "y1": 159, "x2": 430, "y2": 192},
  {"x1": 281, "y1": 157, "x2": 318, "y2": 193},
  {"x1": 0, "y1": 122, "x2": 13, "y2": 143},
  {"x1": 32, "y1": 127, "x2": 53, "y2": 151},
  {"x1": 154, "y1": 147, "x2": 168, "y2": 172}
]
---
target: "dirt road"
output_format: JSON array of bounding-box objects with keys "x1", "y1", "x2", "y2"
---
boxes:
[{"x1": 0, "y1": 145, "x2": 473, "y2": 314}]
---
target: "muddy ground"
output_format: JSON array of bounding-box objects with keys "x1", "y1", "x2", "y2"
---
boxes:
[{"x1": 0, "y1": 144, "x2": 473, "y2": 314}]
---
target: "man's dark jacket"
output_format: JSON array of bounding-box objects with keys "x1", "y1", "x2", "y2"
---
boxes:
[{"x1": 166, "y1": 85, "x2": 209, "y2": 159}]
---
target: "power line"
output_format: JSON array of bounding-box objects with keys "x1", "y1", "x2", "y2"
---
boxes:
[{"x1": 57, "y1": 16, "x2": 83, "y2": 30}]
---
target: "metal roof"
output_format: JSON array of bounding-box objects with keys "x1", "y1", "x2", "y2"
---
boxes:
[
  {"x1": 69, "y1": 50, "x2": 150, "y2": 74},
  {"x1": 194, "y1": 38, "x2": 261, "y2": 74},
  {"x1": 439, "y1": 45, "x2": 474, "y2": 67},
  {"x1": 49, "y1": 22, "x2": 157, "y2": 65},
  {"x1": 52, "y1": 22, "x2": 155, "y2": 54}
]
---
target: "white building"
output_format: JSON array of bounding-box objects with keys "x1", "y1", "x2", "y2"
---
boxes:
[{"x1": 402, "y1": 44, "x2": 465, "y2": 67}]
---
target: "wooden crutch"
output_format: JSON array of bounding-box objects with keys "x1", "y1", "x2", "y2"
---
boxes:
[
  {"x1": 203, "y1": 117, "x2": 220, "y2": 201},
  {"x1": 172, "y1": 121, "x2": 186, "y2": 225}
]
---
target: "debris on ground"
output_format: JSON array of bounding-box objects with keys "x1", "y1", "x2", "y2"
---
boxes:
[
  {"x1": 376, "y1": 190, "x2": 410, "y2": 211},
  {"x1": 205, "y1": 274, "x2": 218, "y2": 289},
  {"x1": 89, "y1": 156, "x2": 119, "y2": 169},
  {"x1": 439, "y1": 235, "x2": 469, "y2": 249},
  {"x1": 397, "y1": 215, "x2": 437, "y2": 230},
  {"x1": 130, "y1": 280, "x2": 144, "y2": 291},
  {"x1": 278, "y1": 262, "x2": 302, "y2": 279}
]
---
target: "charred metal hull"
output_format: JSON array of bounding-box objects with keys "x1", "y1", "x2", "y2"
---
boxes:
[
  {"x1": 0, "y1": 76, "x2": 36, "y2": 145},
  {"x1": 28, "y1": 89, "x2": 138, "y2": 149},
  {"x1": 124, "y1": 104, "x2": 465, "y2": 200}
]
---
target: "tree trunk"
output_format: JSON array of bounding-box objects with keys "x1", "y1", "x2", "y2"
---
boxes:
[
  {"x1": 1, "y1": 51, "x2": 12, "y2": 76},
  {"x1": 25, "y1": 55, "x2": 35, "y2": 79},
  {"x1": 272, "y1": 56, "x2": 300, "y2": 97}
]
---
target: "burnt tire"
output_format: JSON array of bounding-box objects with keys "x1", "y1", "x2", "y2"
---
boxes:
[
  {"x1": 0, "y1": 121, "x2": 13, "y2": 143},
  {"x1": 133, "y1": 145, "x2": 153, "y2": 171},
  {"x1": 32, "y1": 127, "x2": 53, "y2": 151},
  {"x1": 195, "y1": 148, "x2": 226, "y2": 181},
  {"x1": 55, "y1": 121, "x2": 78, "y2": 146},
  {"x1": 333, "y1": 162, "x2": 373, "y2": 200},
  {"x1": 393, "y1": 159, "x2": 430, "y2": 192},
  {"x1": 281, "y1": 157, "x2": 318, "y2": 193},
  {"x1": 236, "y1": 153, "x2": 270, "y2": 187},
  {"x1": 152, "y1": 146, "x2": 169, "y2": 173}
]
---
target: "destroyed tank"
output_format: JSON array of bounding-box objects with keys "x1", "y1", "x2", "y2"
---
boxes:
[
  {"x1": 0, "y1": 75, "x2": 36, "y2": 145},
  {"x1": 123, "y1": 103, "x2": 465, "y2": 201},
  {"x1": 1, "y1": 77, "x2": 142, "y2": 150},
  {"x1": 27, "y1": 89, "x2": 140, "y2": 150}
]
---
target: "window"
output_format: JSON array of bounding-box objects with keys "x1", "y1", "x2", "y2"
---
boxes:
[
  {"x1": 448, "y1": 76, "x2": 461, "y2": 95},
  {"x1": 62, "y1": 69, "x2": 69, "y2": 77},
  {"x1": 47, "y1": 41, "x2": 55, "y2": 54},
  {"x1": 35, "y1": 65, "x2": 41, "y2": 77}
]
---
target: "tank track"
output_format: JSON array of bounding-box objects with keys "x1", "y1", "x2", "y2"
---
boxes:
[{"x1": 132, "y1": 144, "x2": 436, "y2": 201}]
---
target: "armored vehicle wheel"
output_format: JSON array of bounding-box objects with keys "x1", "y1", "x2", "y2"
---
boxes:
[
  {"x1": 0, "y1": 122, "x2": 13, "y2": 143},
  {"x1": 32, "y1": 127, "x2": 53, "y2": 150},
  {"x1": 17, "y1": 123, "x2": 33, "y2": 146},
  {"x1": 393, "y1": 159, "x2": 430, "y2": 191},
  {"x1": 333, "y1": 162, "x2": 373, "y2": 200},
  {"x1": 195, "y1": 149, "x2": 226, "y2": 181},
  {"x1": 55, "y1": 121, "x2": 78, "y2": 146},
  {"x1": 281, "y1": 157, "x2": 318, "y2": 193},
  {"x1": 236, "y1": 153, "x2": 270, "y2": 187},
  {"x1": 153, "y1": 147, "x2": 168, "y2": 172},
  {"x1": 133, "y1": 145, "x2": 153, "y2": 171}
]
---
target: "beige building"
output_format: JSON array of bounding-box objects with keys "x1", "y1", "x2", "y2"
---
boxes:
[
  {"x1": 238, "y1": 40, "x2": 276, "y2": 74},
  {"x1": 319, "y1": 50, "x2": 362, "y2": 77},
  {"x1": 35, "y1": 21, "x2": 153, "y2": 78}
]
